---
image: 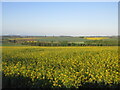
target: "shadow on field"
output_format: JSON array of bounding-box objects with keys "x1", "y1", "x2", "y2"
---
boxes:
[
  {"x1": 2, "y1": 72, "x2": 120, "y2": 90},
  {"x1": 2, "y1": 72, "x2": 54, "y2": 89},
  {"x1": 79, "y1": 82, "x2": 120, "y2": 89}
]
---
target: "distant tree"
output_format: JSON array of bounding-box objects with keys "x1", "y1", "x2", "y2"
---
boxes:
[{"x1": 79, "y1": 36, "x2": 84, "y2": 38}]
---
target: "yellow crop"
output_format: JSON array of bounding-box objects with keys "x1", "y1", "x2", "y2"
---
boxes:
[
  {"x1": 2, "y1": 46, "x2": 119, "y2": 88},
  {"x1": 9, "y1": 38, "x2": 39, "y2": 40},
  {"x1": 84, "y1": 37, "x2": 109, "y2": 40}
]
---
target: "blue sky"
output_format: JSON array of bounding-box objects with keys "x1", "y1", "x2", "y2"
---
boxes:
[{"x1": 2, "y1": 2, "x2": 118, "y2": 36}]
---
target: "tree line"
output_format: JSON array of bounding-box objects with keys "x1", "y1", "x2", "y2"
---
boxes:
[{"x1": 21, "y1": 40, "x2": 119, "y2": 46}]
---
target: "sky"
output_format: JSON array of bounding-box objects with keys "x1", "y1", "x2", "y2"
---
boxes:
[{"x1": 2, "y1": 2, "x2": 118, "y2": 36}]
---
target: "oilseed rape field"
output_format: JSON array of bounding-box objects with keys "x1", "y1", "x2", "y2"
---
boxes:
[
  {"x1": 2, "y1": 46, "x2": 120, "y2": 88},
  {"x1": 84, "y1": 37, "x2": 109, "y2": 40}
]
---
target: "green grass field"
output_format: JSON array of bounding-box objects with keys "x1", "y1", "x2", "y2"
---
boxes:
[{"x1": 34, "y1": 37, "x2": 90, "y2": 42}]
